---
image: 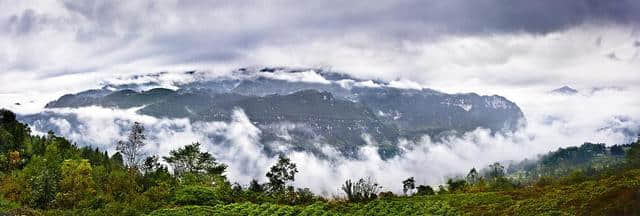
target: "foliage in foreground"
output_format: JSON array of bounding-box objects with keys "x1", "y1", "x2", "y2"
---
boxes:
[{"x1": 149, "y1": 167, "x2": 640, "y2": 216}]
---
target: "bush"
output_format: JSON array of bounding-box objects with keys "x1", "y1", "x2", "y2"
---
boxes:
[
  {"x1": 144, "y1": 182, "x2": 173, "y2": 206},
  {"x1": 416, "y1": 185, "x2": 435, "y2": 196},
  {"x1": 148, "y1": 205, "x2": 218, "y2": 216},
  {"x1": 446, "y1": 179, "x2": 467, "y2": 192},
  {"x1": 378, "y1": 191, "x2": 396, "y2": 198},
  {"x1": 489, "y1": 177, "x2": 515, "y2": 191},
  {"x1": 293, "y1": 188, "x2": 319, "y2": 205},
  {"x1": 562, "y1": 170, "x2": 587, "y2": 184},
  {"x1": 0, "y1": 197, "x2": 19, "y2": 212},
  {"x1": 534, "y1": 176, "x2": 555, "y2": 187},
  {"x1": 341, "y1": 177, "x2": 381, "y2": 202},
  {"x1": 173, "y1": 186, "x2": 222, "y2": 206}
]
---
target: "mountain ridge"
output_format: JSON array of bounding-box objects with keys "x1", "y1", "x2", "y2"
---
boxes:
[{"x1": 30, "y1": 67, "x2": 525, "y2": 158}]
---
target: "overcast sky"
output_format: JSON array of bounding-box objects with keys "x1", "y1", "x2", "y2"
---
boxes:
[{"x1": 1, "y1": 0, "x2": 639, "y2": 96}]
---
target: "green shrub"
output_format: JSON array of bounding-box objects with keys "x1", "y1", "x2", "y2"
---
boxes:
[
  {"x1": 173, "y1": 186, "x2": 222, "y2": 206},
  {"x1": 0, "y1": 197, "x2": 19, "y2": 212},
  {"x1": 148, "y1": 205, "x2": 218, "y2": 216}
]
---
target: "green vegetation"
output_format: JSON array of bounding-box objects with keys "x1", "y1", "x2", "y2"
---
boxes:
[{"x1": 1, "y1": 108, "x2": 639, "y2": 215}]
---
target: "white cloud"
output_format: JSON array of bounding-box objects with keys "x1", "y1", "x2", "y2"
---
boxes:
[
  {"x1": 257, "y1": 70, "x2": 331, "y2": 84},
  {"x1": 388, "y1": 80, "x2": 424, "y2": 90}
]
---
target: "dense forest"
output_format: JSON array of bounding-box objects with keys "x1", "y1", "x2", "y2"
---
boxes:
[{"x1": 1, "y1": 108, "x2": 640, "y2": 215}]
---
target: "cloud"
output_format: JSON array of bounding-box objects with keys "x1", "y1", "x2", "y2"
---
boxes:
[
  {"x1": 257, "y1": 70, "x2": 331, "y2": 84},
  {"x1": 254, "y1": 25, "x2": 640, "y2": 96}
]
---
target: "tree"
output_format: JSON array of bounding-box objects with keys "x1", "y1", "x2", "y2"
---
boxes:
[
  {"x1": 266, "y1": 155, "x2": 298, "y2": 192},
  {"x1": 402, "y1": 177, "x2": 415, "y2": 195},
  {"x1": 626, "y1": 136, "x2": 640, "y2": 164},
  {"x1": 446, "y1": 178, "x2": 467, "y2": 192},
  {"x1": 610, "y1": 145, "x2": 625, "y2": 156},
  {"x1": 142, "y1": 155, "x2": 163, "y2": 174},
  {"x1": 0, "y1": 109, "x2": 29, "y2": 153},
  {"x1": 19, "y1": 156, "x2": 59, "y2": 209},
  {"x1": 116, "y1": 122, "x2": 147, "y2": 168},
  {"x1": 105, "y1": 168, "x2": 140, "y2": 202},
  {"x1": 416, "y1": 185, "x2": 435, "y2": 196},
  {"x1": 341, "y1": 177, "x2": 381, "y2": 202},
  {"x1": 56, "y1": 159, "x2": 96, "y2": 209},
  {"x1": 141, "y1": 155, "x2": 173, "y2": 190},
  {"x1": 0, "y1": 109, "x2": 16, "y2": 125},
  {"x1": 294, "y1": 188, "x2": 317, "y2": 205},
  {"x1": 437, "y1": 185, "x2": 448, "y2": 195},
  {"x1": 173, "y1": 185, "x2": 222, "y2": 206},
  {"x1": 489, "y1": 176, "x2": 515, "y2": 191},
  {"x1": 231, "y1": 182, "x2": 243, "y2": 194},
  {"x1": 488, "y1": 162, "x2": 505, "y2": 179},
  {"x1": 466, "y1": 168, "x2": 480, "y2": 184},
  {"x1": 162, "y1": 142, "x2": 227, "y2": 176},
  {"x1": 112, "y1": 152, "x2": 125, "y2": 167},
  {"x1": 248, "y1": 179, "x2": 265, "y2": 193},
  {"x1": 7, "y1": 151, "x2": 20, "y2": 170}
]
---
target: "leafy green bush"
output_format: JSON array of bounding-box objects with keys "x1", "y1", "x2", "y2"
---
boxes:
[
  {"x1": 0, "y1": 197, "x2": 19, "y2": 212},
  {"x1": 147, "y1": 205, "x2": 218, "y2": 216},
  {"x1": 173, "y1": 186, "x2": 222, "y2": 206}
]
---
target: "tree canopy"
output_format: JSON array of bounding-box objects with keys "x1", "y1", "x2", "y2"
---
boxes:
[
  {"x1": 265, "y1": 155, "x2": 298, "y2": 192},
  {"x1": 162, "y1": 142, "x2": 227, "y2": 176}
]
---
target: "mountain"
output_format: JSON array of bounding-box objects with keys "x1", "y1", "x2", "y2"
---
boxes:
[
  {"x1": 27, "y1": 67, "x2": 525, "y2": 158},
  {"x1": 550, "y1": 86, "x2": 578, "y2": 95}
]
